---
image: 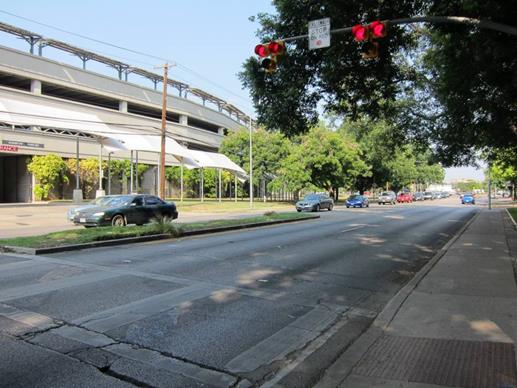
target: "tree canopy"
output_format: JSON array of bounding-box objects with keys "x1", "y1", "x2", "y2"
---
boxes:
[{"x1": 241, "y1": 0, "x2": 517, "y2": 166}]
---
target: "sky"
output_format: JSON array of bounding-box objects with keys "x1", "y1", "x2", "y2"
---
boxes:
[{"x1": 0, "y1": 1, "x2": 484, "y2": 182}]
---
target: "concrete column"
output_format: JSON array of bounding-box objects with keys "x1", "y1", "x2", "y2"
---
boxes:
[
  {"x1": 119, "y1": 100, "x2": 128, "y2": 113},
  {"x1": 218, "y1": 127, "x2": 225, "y2": 135},
  {"x1": 179, "y1": 115, "x2": 188, "y2": 126},
  {"x1": 30, "y1": 79, "x2": 42, "y2": 94},
  {"x1": 73, "y1": 136, "x2": 83, "y2": 203},
  {"x1": 95, "y1": 143, "x2": 105, "y2": 198}
]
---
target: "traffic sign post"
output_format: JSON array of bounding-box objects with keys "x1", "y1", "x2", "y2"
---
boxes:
[{"x1": 308, "y1": 18, "x2": 331, "y2": 50}]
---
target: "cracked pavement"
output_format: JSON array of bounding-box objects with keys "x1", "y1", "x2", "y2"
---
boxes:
[{"x1": 0, "y1": 201, "x2": 476, "y2": 387}]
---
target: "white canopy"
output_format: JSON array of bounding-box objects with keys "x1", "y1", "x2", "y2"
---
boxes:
[
  {"x1": 0, "y1": 93, "x2": 200, "y2": 166},
  {"x1": 189, "y1": 150, "x2": 247, "y2": 180},
  {"x1": 0, "y1": 92, "x2": 247, "y2": 176}
]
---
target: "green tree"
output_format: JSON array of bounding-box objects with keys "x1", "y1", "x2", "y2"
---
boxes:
[
  {"x1": 240, "y1": 0, "x2": 426, "y2": 136},
  {"x1": 67, "y1": 158, "x2": 105, "y2": 198},
  {"x1": 27, "y1": 154, "x2": 68, "y2": 200},
  {"x1": 421, "y1": 1, "x2": 517, "y2": 165},
  {"x1": 272, "y1": 124, "x2": 369, "y2": 200},
  {"x1": 220, "y1": 127, "x2": 290, "y2": 193}
]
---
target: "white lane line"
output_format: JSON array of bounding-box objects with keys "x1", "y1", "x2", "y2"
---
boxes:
[
  {"x1": 0, "y1": 271, "x2": 120, "y2": 302},
  {"x1": 106, "y1": 343, "x2": 237, "y2": 387},
  {"x1": 225, "y1": 305, "x2": 346, "y2": 373},
  {"x1": 341, "y1": 226, "x2": 365, "y2": 233},
  {"x1": 73, "y1": 283, "x2": 220, "y2": 333}
]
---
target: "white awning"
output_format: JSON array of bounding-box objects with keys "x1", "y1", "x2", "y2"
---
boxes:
[
  {"x1": 0, "y1": 92, "x2": 246, "y2": 175},
  {"x1": 189, "y1": 150, "x2": 248, "y2": 179},
  {"x1": 0, "y1": 92, "x2": 199, "y2": 167}
]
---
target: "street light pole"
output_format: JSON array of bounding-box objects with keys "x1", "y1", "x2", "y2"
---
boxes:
[
  {"x1": 249, "y1": 116, "x2": 253, "y2": 208},
  {"x1": 159, "y1": 63, "x2": 169, "y2": 199}
]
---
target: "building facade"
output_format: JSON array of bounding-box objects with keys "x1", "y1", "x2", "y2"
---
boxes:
[{"x1": 0, "y1": 29, "x2": 249, "y2": 203}]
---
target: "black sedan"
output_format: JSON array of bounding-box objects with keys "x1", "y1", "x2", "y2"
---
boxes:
[
  {"x1": 73, "y1": 194, "x2": 178, "y2": 227},
  {"x1": 295, "y1": 194, "x2": 334, "y2": 212}
]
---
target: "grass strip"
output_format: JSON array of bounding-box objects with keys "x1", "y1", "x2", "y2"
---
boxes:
[
  {"x1": 508, "y1": 208, "x2": 517, "y2": 223},
  {"x1": 0, "y1": 212, "x2": 315, "y2": 249}
]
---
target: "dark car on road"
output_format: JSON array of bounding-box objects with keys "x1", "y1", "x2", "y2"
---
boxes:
[
  {"x1": 73, "y1": 194, "x2": 178, "y2": 227},
  {"x1": 295, "y1": 194, "x2": 334, "y2": 212},
  {"x1": 345, "y1": 195, "x2": 369, "y2": 208}
]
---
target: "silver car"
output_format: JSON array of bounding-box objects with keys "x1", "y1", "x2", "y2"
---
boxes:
[
  {"x1": 296, "y1": 194, "x2": 334, "y2": 212},
  {"x1": 378, "y1": 191, "x2": 396, "y2": 205}
]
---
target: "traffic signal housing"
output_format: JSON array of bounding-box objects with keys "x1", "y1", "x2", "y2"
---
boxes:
[
  {"x1": 254, "y1": 40, "x2": 285, "y2": 73},
  {"x1": 352, "y1": 24, "x2": 369, "y2": 42},
  {"x1": 369, "y1": 20, "x2": 387, "y2": 38},
  {"x1": 352, "y1": 20, "x2": 387, "y2": 59}
]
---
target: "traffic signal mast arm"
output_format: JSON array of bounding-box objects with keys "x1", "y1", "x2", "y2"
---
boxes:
[{"x1": 280, "y1": 16, "x2": 517, "y2": 43}]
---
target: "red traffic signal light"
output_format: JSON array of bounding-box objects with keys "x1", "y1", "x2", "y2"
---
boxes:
[
  {"x1": 254, "y1": 44, "x2": 270, "y2": 57},
  {"x1": 268, "y1": 40, "x2": 285, "y2": 56},
  {"x1": 352, "y1": 25, "x2": 369, "y2": 42},
  {"x1": 370, "y1": 21, "x2": 387, "y2": 38},
  {"x1": 254, "y1": 40, "x2": 285, "y2": 73}
]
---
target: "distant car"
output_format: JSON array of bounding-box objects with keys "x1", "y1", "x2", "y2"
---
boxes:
[
  {"x1": 346, "y1": 195, "x2": 369, "y2": 208},
  {"x1": 295, "y1": 194, "x2": 334, "y2": 212},
  {"x1": 423, "y1": 191, "x2": 434, "y2": 200},
  {"x1": 397, "y1": 192, "x2": 413, "y2": 203},
  {"x1": 461, "y1": 192, "x2": 475, "y2": 205},
  {"x1": 413, "y1": 192, "x2": 424, "y2": 201},
  {"x1": 73, "y1": 194, "x2": 178, "y2": 227},
  {"x1": 67, "y1": 195, "x2": 115, "y2": 221},
  {"x1": 378, "y1": 191, "x2": 396, "y2": 205}
]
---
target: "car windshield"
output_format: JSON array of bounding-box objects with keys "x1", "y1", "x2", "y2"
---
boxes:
[
  {"x1": 381, "y1": 192, "x2": 391, "y2": 196},
  {"x1": 424, "y1": 192, "x2": 432, "y2": 195},
  {"x1": 348, "y1": 195, "x2": 361, "y2": 200},
  {"x1": 304, "y1": 195, "x2": 320, "y2": 201},
  {"x1": 104, "y1": 196, "x2": 134, "y2": 207},
  {"x1": 91, "y1": 196, "x2": 114, "y2": 206},
  {"x1": 464, "y1": 192, "x2": 473, "y2": 196}
]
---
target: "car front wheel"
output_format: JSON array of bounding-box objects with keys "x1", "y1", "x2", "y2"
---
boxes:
[
  {"x1": 328, "y1": 203, "x2": 333, "y2": 211},
  {"x1": 314, "y1": 204, "x2": 320, "y2": 212},
  {"x1": 112, "y1": 214, "x2": 126, "y2": 227}
]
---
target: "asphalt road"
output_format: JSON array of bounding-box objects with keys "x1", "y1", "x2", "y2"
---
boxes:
[{"x1": 0, "y1": 201, "x2": 477, "y2": 387}]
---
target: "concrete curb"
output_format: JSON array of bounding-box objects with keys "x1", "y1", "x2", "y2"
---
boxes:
[
  {"x1": 315, "y1": 209, "x2": 481, "y2": 388},
  {"x1": 506, "y1": 208, "x2": 517, "y2": 229},
  {"x1": 2, "y1": 215, "x2": 320, "y2": 255}
]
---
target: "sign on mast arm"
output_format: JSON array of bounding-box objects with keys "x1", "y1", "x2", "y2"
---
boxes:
[{"x1": 309, "y1": 18, "x2": 330, "y2": 50}]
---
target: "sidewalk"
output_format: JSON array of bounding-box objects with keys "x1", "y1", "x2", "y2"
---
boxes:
[{"x1": 318, "y1": 208, "x2": 517, "y2": 388}]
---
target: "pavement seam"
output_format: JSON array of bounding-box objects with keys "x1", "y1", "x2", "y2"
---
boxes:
[
  {"x1": 1, "y1": 299, "x2": 240, "y2": 386},
  {"x1": 315, "y1": 208, "x2": 480, "y2": 387}
]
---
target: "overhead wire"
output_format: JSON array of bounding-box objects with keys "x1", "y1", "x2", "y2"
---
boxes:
[{"x1": 0, "y1": 9, "x2": 253, "y2": 110}]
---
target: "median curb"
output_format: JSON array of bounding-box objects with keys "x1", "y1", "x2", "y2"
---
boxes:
[
  {"x1": 2, "y1": 214, "x2": 320, "y2": 255},
  {"x1": 506, "y1": 208, "x2": 517, "y2": 229},
  {"x1": 315, "y1": 209, "x2": 480, "y2": 388}
]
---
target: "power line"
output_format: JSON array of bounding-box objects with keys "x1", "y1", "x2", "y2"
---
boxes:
[{"x1": 0, "y1": 9, "x2": 253, "y2": 107}]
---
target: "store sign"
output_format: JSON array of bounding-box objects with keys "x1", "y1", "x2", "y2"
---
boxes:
[
  {"x1": 0, "y1": 144, "x2": 18, "y2": 152},
  {"x1": 2, "y1": 140, "x2": 45, "y2": 148}
]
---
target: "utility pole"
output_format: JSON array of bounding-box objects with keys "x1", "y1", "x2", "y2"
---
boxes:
[
  {"x1": 159, "y1": 63, "x2": 169, "y2": 199},
  {"x1": 488, "y1": 162, "x2": 492, "y2": 211},
  {"x1": 249, "y1": 116, "x2": 253, "y2": 208}
]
